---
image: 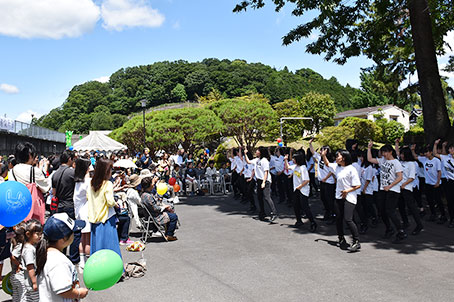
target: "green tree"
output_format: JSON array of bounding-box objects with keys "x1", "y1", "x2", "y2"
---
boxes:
[
  {"x1": 171, "y1": 83, "x2": 187, "y2": 102},
  {"x1": 90, "y1": 105, "x2": 113, "y2": 130},
  {"x1": 299, "y1": 92, "x2": 336, "y2": 133},
  {"x1": 234, "y1": 0, "x2": 454, "y2": 143},
  {"x1": 339, "y1": 117, "x2": 378, "y2": 146},
  {"x1": 316, "y1": 126, "x2": 354, "y2": 151},
  {"x1": 210, "y1": 94, "x2": 278, "y2": 152},
  {"x1": 273, "y1": 99, "x2": 305, "y2": 143}
]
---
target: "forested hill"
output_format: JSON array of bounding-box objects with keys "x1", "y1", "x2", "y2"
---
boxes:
[{"x1": 36, "y1": 59, "x2": 360, "y2": 133}]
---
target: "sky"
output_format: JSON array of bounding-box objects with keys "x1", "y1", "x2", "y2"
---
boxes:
[{"x1": 0, "y1": 0, "x2": 453, "y2": 124}]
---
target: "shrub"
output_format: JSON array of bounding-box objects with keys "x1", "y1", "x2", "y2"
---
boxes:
[
  {"x1": 338, "y1": 117, "x2": 377, "y2": 146},
  {"x1": 316, "y1": 126, "x2": 354, "y2": 151},
  {"x1": 403, "y1": 126, "x2": 425, "y2": 144}
]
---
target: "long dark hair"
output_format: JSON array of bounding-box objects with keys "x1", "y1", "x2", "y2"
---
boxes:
[
  {"x1": 36, "y1": 233, "x2": 71, "y2": 276},
  {"x1": 74, "y1": 157, "x2": 91, "y2": 183},
  {"x1": 400, "y1": 147, "x2": 416, "y2": 162},
  {"x1": 91, "y1": 159, "x2": 113, "y2": 192},
  {"x1": 336, "y1": 150, "x2": 353, "y2": 166},
  {"x1": 258, "y1": 146, "x2": 270, "y2": 160}
]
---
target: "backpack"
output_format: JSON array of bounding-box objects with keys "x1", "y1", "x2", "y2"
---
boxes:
[{"x1": 12, "y1": 167, "x2": 46, "y2": 225}]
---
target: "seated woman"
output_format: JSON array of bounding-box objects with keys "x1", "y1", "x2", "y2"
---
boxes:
[
  {"x1": 185, "y1": 162, "x2": 198, "y2": 195},
  {"x1": 140, "y1": 177, "x2": 179, "y2": 241}
]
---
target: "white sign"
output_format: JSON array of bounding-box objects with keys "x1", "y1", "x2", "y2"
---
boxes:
[{"x1": 0, "y1": 117, "x2": 14, "y2": 132}]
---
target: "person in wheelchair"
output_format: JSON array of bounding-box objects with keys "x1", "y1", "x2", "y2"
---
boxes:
[{"x1": 140, "y1": 177, "x2": 179, "y2": 241}]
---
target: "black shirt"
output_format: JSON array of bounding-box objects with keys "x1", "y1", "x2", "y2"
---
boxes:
[{"x1": 51, "y1": 166, "x2": 75, "y2": 210}]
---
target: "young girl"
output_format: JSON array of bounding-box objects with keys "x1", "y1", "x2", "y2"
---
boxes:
[
  {"x1": 73, "y1": 157, "x2": 92, "y2": 269},
  {"x1": 285, "y1": 152, "x2": 317, "y2": 232},
  {"x1": 21, "y1": 219, "x2": 43, "y2": 302},
  {"x1": 245, "y1": 147, "x2": 277, "y2": 222},
  {"x1": 368, "y1": 142, "x2": 407, "y2": 243},
  {"x1": 321, "y1": 149, "x2": 361, "y2": 252},
  {"x1": 433, "y1": 139, "x2": 454, "y2": 227},
  {"x1": 10, "y1": 222, "x2": 26, "y2": 302},
  {"x1": 36, "y1": 213, "x2": 89, "y2": 301}
]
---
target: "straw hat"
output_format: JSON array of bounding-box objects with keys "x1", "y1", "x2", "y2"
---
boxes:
[{"x1": 128, "y1": 174, "x2": 142, "y2": 188}]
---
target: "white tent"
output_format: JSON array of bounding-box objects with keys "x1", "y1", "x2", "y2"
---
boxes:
[{"x1": 73, "y1": 131, "x2": 127, "y2": 152}]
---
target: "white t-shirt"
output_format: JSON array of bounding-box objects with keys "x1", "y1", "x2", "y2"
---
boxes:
[
  {"x1": 243, "y1": 159, "x2": 254, "y2": 179},
  {"x1": 234, "y1": 156, "x2": 243, "y2": 174},
  {"x1": 274, "y1": 155, "x2": 285, "y2": 173},
  {"x1": 269, "y1": 155, "x2": 277, "y2": 175},
  {"x1": 440, "y1": 154, "x2": 454, "y2": 180},
  {"x1": 418, "y1": 156, "x2": 441, "y2": 185},
  {"x1": 400, "y1": 161, "x2": 416, "y2": 192},
  {"x1": 363, "y1": 166, "x2": 377, "y2": 195},
  {"x1": 313, "y1": 153, "x2": 335, "y2": 184},
  {"x1": 38, "y1": 249, "x2": 79, "y2": 302},
  {"x1": 73, "y1": 178, "x2": 90, "y2": 220},
  {"x1": 328, "y1": 163, "x2": 361, "y2": 204},
  {"x1": 306, "y1": 157, "x2": 315, "y2": 173},
  {"x1": 377, "y1": 157, "x2": 403, "y2": 193},
  {"x1": 352, "y1": 162, "x2": 363, "y2": 195},
  {"x1": 289, "y1": 164, "x2": 310, "y2": 196},
  {"x1": 255, "y1": 158, "x2": 272, "y2": 182}
]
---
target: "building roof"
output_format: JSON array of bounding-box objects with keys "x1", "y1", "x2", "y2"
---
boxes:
[{"x1": 334, "y1": 105, "x2": 408, "y2": 119}]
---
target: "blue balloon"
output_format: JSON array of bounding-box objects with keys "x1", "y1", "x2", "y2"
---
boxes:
[
  {"x1": 278, "y1": 142, "x2": 283, "y2": 147},
  {"x1": 206, "y1": 149, "x2": 210, "y2": 154},
  {"x1": 0, "y1": 182, "x2": 32, "y2": 227},
  {"x1": 69, "y1": 146, "x2": 74, "y2": 151}
]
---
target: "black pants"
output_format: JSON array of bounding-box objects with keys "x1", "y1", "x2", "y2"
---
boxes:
[
  {"x1": 425, "y1": 184, "x2": 445, "y2": 217},
  {"x1": 271, "y1": 173, "x2": 278, "y2": 196},
  {"x1": 245, "y1": 178, "x2": 256, "y2": 208},
  {"x1": 58, "y1": 206, "x2": 81, "y2": 264},
  {"x1": 276, "y1": 173, "x2": 286, "y2": 203},
  {"x1": 309, "y1": 172, "x2": 318, "y2": 195},
  {"x1": 401, "y1": 189, "x2": 423, "y2": 228},
  {"x1": 378, "y1": 190, "x2": 402, "y2": 231},
  {"x1": 355, "y1": 194, "x2": 368, "y2": 225},
  {"x1": 334, "y1": 199, "x2": 359, "y2": 241},
  {"x1": 320, "y1": 182, "x2": 335, "y2": 218},
  {"x1": 293, "y1": 190, "x2": 315, "y2": 223},
  {"x1": 363, "y1": 193, "x2": 378, "y2": 219},
  {"x1": 257, "y1": 179, "x2": 277, "y2": 217},
  {"x1": 238, "y1": 175, "x2": 247, "y2": 199},
  {"x1": 413, "y1": 186, "x2": 423, "y2": 209},
  {"x1": 417, "y1": 177, "x2": 426, "y2": 208},
  {"x1": 232, "y1": 171, "x2": 240, "y2": 197},
  {"x1": 285, "y1": 175, "x2": 293, "y2": 204},
  {"x1": 117, "y1": 214, "x2": 131, "y2": 241},
  {"x1": 445, "y1": 179, "x2": 454, "y2": 221}
]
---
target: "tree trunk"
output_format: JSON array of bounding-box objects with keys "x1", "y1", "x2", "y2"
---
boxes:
[{"x1": 408, "y1": 0, "x2": 453, "y2": 143}]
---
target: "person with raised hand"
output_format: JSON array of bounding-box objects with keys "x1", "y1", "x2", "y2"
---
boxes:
[{"x1": 367, "y1": 141, "x2": 407, "y2": 243}]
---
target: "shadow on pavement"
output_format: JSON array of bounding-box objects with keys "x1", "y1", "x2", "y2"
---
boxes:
[{"x1": 179, "y1": 193, "x2": 454, "y2": 255}]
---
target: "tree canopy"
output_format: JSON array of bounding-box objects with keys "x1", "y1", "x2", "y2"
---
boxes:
[{"x1": 36, "y1": 59, "x2": 359, "y2": 134}]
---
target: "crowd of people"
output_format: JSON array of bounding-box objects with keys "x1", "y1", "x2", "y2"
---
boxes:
[
  {"x1": 226, "y1": 138, "x2": 454, "y2": 252},
  {"x1": 0, "y1": 142, "x2": 186, "y2": 301},
  {"x1": 0, "y1": 135, "x2": 453, "y2": 300}
]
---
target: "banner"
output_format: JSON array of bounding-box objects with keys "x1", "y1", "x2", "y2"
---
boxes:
[
  {"x1": 0, "y1": 117, "x2": 14, "y2": 132},
  {"x1": 65, "y1": 130, "x2": 73, "y2": 148}
]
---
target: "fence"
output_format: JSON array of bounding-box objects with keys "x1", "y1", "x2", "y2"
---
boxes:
[{"x1": 3, "y1": 120, "x2": 65, "y2": 143}]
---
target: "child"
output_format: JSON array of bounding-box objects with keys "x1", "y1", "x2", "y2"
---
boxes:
[
  {"x1": 21, "y1": 219, "x2": 43, "y2": 302},
  {"x1": 36, "y1": 213, "x2": 88, "y2": 301},
  {"x1": 285, "y1": 152, "x2": 317, "y2": 232},
  {"x1": 10, "y1": 222, "x2": 26, "y2": 302}
]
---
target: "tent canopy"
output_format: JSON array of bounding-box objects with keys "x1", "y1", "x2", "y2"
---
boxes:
[{"x1": 73, "y1": 131, "x2": 127, "y2": 152}]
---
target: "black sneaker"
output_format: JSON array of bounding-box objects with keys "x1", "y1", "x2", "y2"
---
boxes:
[
  {"x1": 383, "y1": 229, "x2": 395, "y2": 239},
  {"x1": 411, "y1": 225, "x2": 424, "y2": 235},
  {"x1": 310, "y1": 222, "x2": 317, "y2": 232},
  {"x1": 270, "y1": 214, "x2": 278, "y2": 222},
  {"x1": 294, "y1": 221, "x2": 304, "y2": 227},
  {"x1": 339, "y1": 237, "x2": 350, "y2": 250},
  {"x1": 348, "y1": 241, "x2": 361, "y2": 253},
  {"x1": 392, "y1": 230, "x2": 408, "y2": 243}
]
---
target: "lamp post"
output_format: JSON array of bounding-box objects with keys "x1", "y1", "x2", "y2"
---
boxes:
[{"x1": 140, "y1": 99, "x2": 147, "y2": 150}]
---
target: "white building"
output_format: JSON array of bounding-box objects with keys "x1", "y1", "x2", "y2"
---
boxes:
[{"x1": 334, "y1": 105, "x2": 410, "y2": 131}]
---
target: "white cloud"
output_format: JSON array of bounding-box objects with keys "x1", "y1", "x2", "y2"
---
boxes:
[
  {"x1": 93, "y1": 76, "x2": 110, "y2": 83},
  {"x1": 101, "y1": 0, "x2": 165, "y2": 31},
  {"x1": 16, "y1": 110, "x2": 43, "y2": 124},
  {"x1": 0, "y1": 0, "x2": 100, "y2": 39},
  {"x1": 0, "y1": 83, "x2": 19, "y2": 94}
]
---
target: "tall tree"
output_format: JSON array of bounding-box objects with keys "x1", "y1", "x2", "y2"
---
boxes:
[{"x1": 234, "y1": 0, "x2": 454, "y2": 142}]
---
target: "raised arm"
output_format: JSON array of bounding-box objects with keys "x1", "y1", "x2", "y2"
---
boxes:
[
  {"x1": 309, "y1": 138, "x2": 316, "y2": 156},
  {"x1": 433, "y1": 139, "x2": 441, "y2": 159},
  {"x1": 410, "y1": 144, "x2": 418, "y2": 160},
  {"x1": 367, "y1": 141, "x2": 379, "y2": 165},
  {"x1": 320, "y1": 149, "x2": 330, "y2": 167},
  {"x1": 395, "y1": 138, "x2": 401, "y2": 158}
]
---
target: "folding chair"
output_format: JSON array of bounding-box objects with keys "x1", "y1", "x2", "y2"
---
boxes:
[
  {"x1": 223, "y1": 173, "x2": 232, "y2": 194},
  {"x1": 212, "y1": 173, "x2": 224, "y2": 195},
  {"x1": 137, "y1": 202, "x2": 168, "y2": 242}
]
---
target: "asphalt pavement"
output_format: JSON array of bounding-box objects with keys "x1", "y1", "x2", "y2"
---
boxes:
[{"x1": 1, "y1": 193, "x2": 453, "y2": 302}]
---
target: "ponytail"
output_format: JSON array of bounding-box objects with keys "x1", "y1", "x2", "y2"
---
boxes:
[{"x1": 35, "y1": 236, "x2": 49, "y2": 276}]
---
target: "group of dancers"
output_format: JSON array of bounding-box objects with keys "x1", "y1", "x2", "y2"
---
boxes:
[{"x1": 228, "y1": 138, "x2": 454, "y2": 252}]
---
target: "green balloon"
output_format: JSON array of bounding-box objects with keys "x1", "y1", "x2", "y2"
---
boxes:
[
  {"x1": 2, "y1": 272, "x2": 12, "y2": 295},
  {"x1": 83, "y1": 249, "x2": 123, "y2": 291}
]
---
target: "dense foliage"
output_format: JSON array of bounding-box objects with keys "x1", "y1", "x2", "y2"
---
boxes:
[{"x1": 36, "y1": 59, "x2": 359, "y2": 134}]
